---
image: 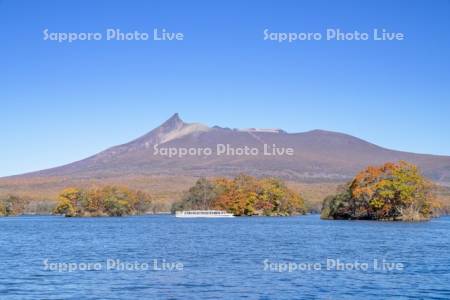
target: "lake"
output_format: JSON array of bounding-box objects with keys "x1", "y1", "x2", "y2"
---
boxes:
[{"x1": 0, "y1": 215, "x2": 449, "y2": 299}]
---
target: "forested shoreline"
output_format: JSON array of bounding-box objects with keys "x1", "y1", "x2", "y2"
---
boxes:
[{"x1": 0, "y1": 161, "x2": 446, "y2": 220}]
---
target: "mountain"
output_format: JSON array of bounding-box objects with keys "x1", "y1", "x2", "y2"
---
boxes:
[{"x1": 7, "y1": 113, "x2": 450, "y2": 183}]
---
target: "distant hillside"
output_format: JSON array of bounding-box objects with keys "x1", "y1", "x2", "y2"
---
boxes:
[
  {"x1": 1, "y1": 113, "x2": 449, "y2": 206},
  {"x1": 9, "y1": 113, "x2": 450, "y2": 182}
]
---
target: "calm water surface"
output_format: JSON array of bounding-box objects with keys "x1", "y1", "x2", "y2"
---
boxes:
[{"x1": 0, "y1": 215, "x2": 449, "y2": 299}]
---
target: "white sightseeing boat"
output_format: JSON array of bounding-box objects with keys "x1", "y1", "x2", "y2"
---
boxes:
[{"x1": 175, "y1": 210, "x2": 235, "y2": 218}]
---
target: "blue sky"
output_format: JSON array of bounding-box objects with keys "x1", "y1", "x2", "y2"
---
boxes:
[{"x1": 1, "y1": 0, "x2": 449, "y2": 177}]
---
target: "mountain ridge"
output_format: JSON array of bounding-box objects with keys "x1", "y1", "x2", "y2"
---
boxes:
[{"x1": 2, "y1": 113, "x2": 450, "y2": 183}]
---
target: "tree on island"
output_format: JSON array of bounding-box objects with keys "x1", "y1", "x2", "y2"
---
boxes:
[
  {"x1": 171, "y1": 178, "x2": 217, "y2": 212},
  {"x1": 321, "y1": 161, "x2": 436, "y2": 221}
]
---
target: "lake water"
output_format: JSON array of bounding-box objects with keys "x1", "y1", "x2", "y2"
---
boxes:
[{"x1": 0, "y1": 215, "x2": 449, "y2": 299}]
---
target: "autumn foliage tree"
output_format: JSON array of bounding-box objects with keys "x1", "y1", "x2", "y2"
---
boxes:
[
  {"x1": 53, "y1": 187, "x2": 81, "y2": 217},
  {"x1": 321, "y1": 161, "x2": 436, "y2": 221}
]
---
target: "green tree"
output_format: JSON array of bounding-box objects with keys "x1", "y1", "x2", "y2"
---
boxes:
[{"x1": 173, "y1": 178, "x2": 217, "y2": 212}]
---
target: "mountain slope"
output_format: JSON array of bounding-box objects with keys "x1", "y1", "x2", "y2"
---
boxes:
[{"x1": 6, "y1": 113, "x2": 450, "y2": 183}]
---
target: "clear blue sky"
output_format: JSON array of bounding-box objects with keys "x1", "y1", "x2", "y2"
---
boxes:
[{"x1": 1, "y1": 0, "x2": 449, "y2": 177}]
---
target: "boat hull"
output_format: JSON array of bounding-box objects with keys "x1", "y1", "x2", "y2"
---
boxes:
[
  {"x1": 175, "y1": 210, "x2": 235, "y2": 218},
  {"x1": 175, "y1": 214, "x2": 235, "y2": 218}
]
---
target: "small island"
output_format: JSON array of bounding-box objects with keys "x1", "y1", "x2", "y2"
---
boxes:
[
  {"x1": 53, "y1": 186, "x2": 152, "y2": 217},
  {"x1": 172, "y1": 174, "x2": 306, "y2": 216},
  {"x1": 321, "y1": 161, "x2": 438, "y2": 221},
  {"x1": 0, "y1": 195, "x2": 29, "y2": 217}
]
